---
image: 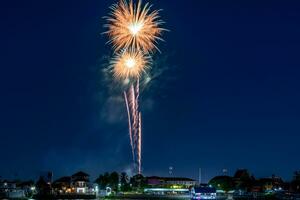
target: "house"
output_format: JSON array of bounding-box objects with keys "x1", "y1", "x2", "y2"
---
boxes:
[
  {"x1": 71, "y1": 171, "x2": 90, "y2": 194},
  {"x1": 52, "y1": 171, "x2": 94, "y2": 195}
]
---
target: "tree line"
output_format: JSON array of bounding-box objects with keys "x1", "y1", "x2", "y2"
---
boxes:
[{"x1": 95, "y1": 172, "x2": 147, "y2": 192}]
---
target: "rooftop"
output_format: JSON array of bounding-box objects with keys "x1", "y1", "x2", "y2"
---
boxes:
[
  {"x1": 72, "y1": 171, "x2": 89, "y2": 177},
  {"x1": 147, "y1": 176, "x2": 195, "y2": 182}
]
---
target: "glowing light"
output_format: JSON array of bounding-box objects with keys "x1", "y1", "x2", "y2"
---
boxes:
[
  {"x1": 110, "y1": 49, "x2": 151, "y2": 80},
  {"x1": 104, "y1": 0, "x2": 165, "y2": 53},
  {"x1": 123, "y1": 78, "x2": 130, "y2": 85},
  {"x1": 104, "y1": 0, "x2": 167, "y2": 175},
  {"x1": 125, "y1": 58, "x2": 136, "y2": 68},
  {"x1": 128, "y1": 22, "x2": 143, "y2": 36}
]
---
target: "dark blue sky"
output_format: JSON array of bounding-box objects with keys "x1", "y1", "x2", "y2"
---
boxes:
[{"x1": 1, "y1": 0, "x2": 300, "y2": 182}]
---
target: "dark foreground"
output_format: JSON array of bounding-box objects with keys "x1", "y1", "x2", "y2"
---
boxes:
[
  {"x1": 33, "y1": 194, "x2": 97, "y2": 199},
  {"x1": 106, "y1": 194, "x2": 190, "y2": 200},
  {"x1": 4, "y1": 193, "x2": 300, "y2": 200}
]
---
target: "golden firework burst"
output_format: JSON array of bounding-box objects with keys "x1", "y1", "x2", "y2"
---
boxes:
[
  {"x1": 110, "y1": 49, "x2": 151, "y2": 80},
  {"x1": 104, "y1": 0, "x2": 165, "y2": 53}
]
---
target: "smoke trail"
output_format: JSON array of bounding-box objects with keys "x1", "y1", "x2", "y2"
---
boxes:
[
  {"x1": 123, "y1": 81, "x2": 142, "y2": 174},
  {"x1": 124, "y1": 91, "x2": 135, "y2": 162},
  {"x1": 130, "y1": 85, "x2": 138, "y2": 155},
  {"x1": 135, "y1": 80, "x2": 142, "y2": 174}
]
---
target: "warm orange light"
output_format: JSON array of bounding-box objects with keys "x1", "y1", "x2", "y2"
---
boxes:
[
  {"x1": 110, "y1": 49, "x2": 151, "y2": 80},
  {"x1": 104, "y1": 0, "x2": 165, "y2": 53}
]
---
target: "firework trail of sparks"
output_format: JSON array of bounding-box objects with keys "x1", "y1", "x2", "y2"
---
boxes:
[
  {"x1": 123, "y1": 91, "x2": 135, "y2": 162},
  {"x1": 104, "y1": 0, "x2": 166, "y2": 174},
  {"x1": 134, "y1": 79, "x2": 141, "y2": 174},
  {"x1": 124, "y1": 82, "x2": 142, "y2": 174}
]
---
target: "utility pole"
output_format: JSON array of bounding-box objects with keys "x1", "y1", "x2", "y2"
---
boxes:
[
  {"x1": 169, "y1": 166, "x2": 173, "y2": 176},
  {"x1": 223, "y1": 168, "x2": 228, "y2": 176},
  {"x1": 198, "y1": 168, "x2": 202, "y2": 185}
]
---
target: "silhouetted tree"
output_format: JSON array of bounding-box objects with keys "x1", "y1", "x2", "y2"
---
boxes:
[
  {"x1": 233, "y1": 169, "x2": 255, "y2": 191},
  {"x1": 95, "y1": 172, "x2": 110, "y2": 189},
  {"x1": 36, "y1": 177, "x2": 52, "y2": 195},
  {"x1": 130, "y1": 174, "x2": 147, "y2": 189},
  {"x1": 120, "y1": 172, "x2": 131, "y2": 192},
  {"x1": 209, "y1": 176, "x2": 235, "y2": 192},
  {"x1": 109, "y1": 172, "x2": 120, "y2": 192},
  {"x1": 290, "y1": 171, "x2": 300, "y2": 193}
]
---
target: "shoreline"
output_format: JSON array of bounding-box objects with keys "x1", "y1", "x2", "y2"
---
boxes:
[{"x1": 104, "y1": 194, "x2": 190, "y2": 200}]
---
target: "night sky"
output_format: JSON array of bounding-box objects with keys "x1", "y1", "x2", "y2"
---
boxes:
[{"x1": 1, "y1": 0, "x2": 300, "y2": 182}]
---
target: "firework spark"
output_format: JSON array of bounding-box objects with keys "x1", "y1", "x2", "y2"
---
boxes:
[
  {"x1": 110, "y1": 49, "x2": 151, "y2": 80},
  {"x1": 124, "y1": 91, "x2": 134, "y2": 161},
  {"x1": 124, "y1": 83, "x2": 142, "y2": 174},
  {"x1": 104, "y1": 0, "x2": 166, "y2": 175},
  {"x1": 104, "y1": 0, "x2": 165, "y2": 53}
]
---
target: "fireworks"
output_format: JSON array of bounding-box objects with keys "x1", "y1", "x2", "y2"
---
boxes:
[
  {"x1": 124, "y1": 84, "x2": 142, "y2": 173},
  {"x1": 110, "y1": 49, "x2": 151, "y2": 80},
  {"x1": 104, "y1": 0, "x2": 165, "y2": 53},
  {"x1": 104, "y1": 0, "x2": 166, "y2": 174}
]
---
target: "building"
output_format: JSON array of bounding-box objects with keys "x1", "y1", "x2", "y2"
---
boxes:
[
  {"x1": 147, "y1": 176, "x2": 196, "y2": 188},
  {"x1": 71, "y1": 171, "x2": 89, "y2": 193},
  {"x1": 0, "y1": 180, "x2": 17, "y2": 191},
  {"x1": 191, "y1": 186, "x2": 217, "y2": 200},
  {"x1": 257, "y1": 175, "x2": 284, "y2": 192},
  {"x1": 144, "y1": 176, "x2": 196, "y2": 195},
  {"x1": 0, "y1": 180, "x2": 26, "y2": 198},
  {"x1": 52, "y1": 171, "x2": 96, "y2": 195},
  {"x1": 144, "y1": 187, "x2": 190, "y2": 195}
]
